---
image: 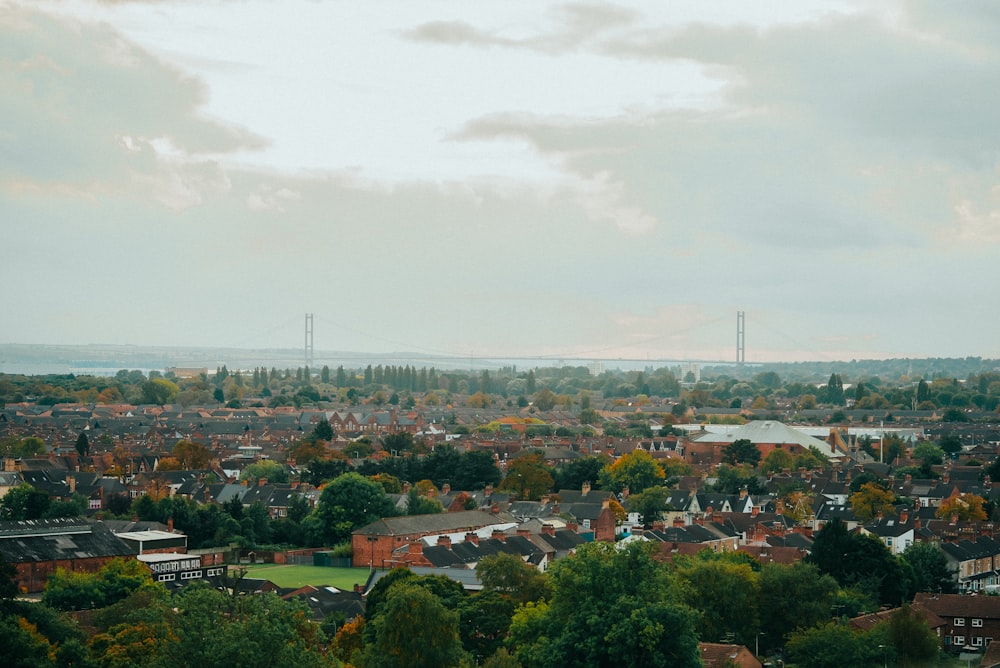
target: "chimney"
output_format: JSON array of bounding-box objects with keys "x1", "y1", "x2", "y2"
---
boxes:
[
  {"x1": 905, "y1": 474, "x2": 912, "y2": 483},
  {"x1": 516, "y1": 528, "x2": 531, "y2": 538},
  {"x1": 621, "y1": 486, "x2": 630, "y2": 500},
  {"x1": 490, "y1": 503, "x2": 500, "y2": 514},
  {"x1": 601, "y1": 498, "x2": 610, "y2": 510},
  {"x1": 436, "y1": 535, "x2": 452, "y2": 548},
  {"x1": 441, "y1": 483, "x2": 451, "y2": 496},
  {"x1": 258, "y1": 477, "x2": 267, "y2": 488},
  {"x1": 739, "y1": 487, "x2": 748, "y2": 499},
  {"x1": 540, "y1": 495, "x2": 550, "y2": 506},
  {"x1": 67, "y1": 474, "x2": 76, "y2": 494},
  {"x1": 552, "y1": 503, "x2": 560, "y2": 515},
  {"x1": 943, "y1": 471, "x2": 950, "y2": 484},
  {"x1": 484, "y1": 484, "x2": 493, "y2": 497},
  {"x1": 167, "y1": 517, "x2": 174, "y2": 533},
  {"x1": 581, "y1": 481, "x2": 591, "y2": 496},
  {"x1": 402, "y1": 481, "x2": 411, "y2": 493},
  {"x1": 565, "y1": 522, "x2": 578, "y2": 533},
  {"x1": 409, "y1": 539, "x2": 423, "y2": 555},
  {"x1": 541, "y1": 524, "x2": 556, "y2": 536},
  {"x1": 751, "y1": 505, "x2": 759, "y2": 517},
  {"x1": 464, "y1": 532, "x2": 479, "y2": 545},
  {"x1": 673, "y1": 516, "x2": 685, "y2": 528},
  {"x1": 900, "y1": 508, "x2": 909, "y2": 524},
  {"x1": 491, "y1": 529, "x2": 507, "y2": 542}
]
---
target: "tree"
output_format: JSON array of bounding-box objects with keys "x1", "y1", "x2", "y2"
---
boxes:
[
  {"x1": 75, "y1": 432, "x2": 90, "y2": 458},
  {"x1": 239, "y1": 460, "x2": 288, "y2": 485},
  {"x1": 362, "y1": 582, "x2": 470, "y2": 668},
  {"x1": 628, "y1": 485, "x2": 670, "y2": 527},
  {"x1": 761, "y1": 447, "x2": 795, "y2": 474},
  {"x1": 785, "y1": 620, "x2": 881, "y2": 668},
  {"x1": 42, "y1": 557, "x2": 157, "y2": 611},
  {"x1": 508, "y1": 541, "x2": 700, "y2": 668},
  {"x1": 382, "y1": 432, "x2": 414, "y2": 454},
  {"x1": 901, "y1": 541, "x2": 956, "y2": 595},
  {"x1": 598, "y1": 450, "x2": 664, "y2": 495},
  {"x1": 913, "y1": 442, "x2": 944, "y2": 468},
  {"x1": 477, "y1": 552, "x2": 551, "y2": 605},
  {"x1": 533, "y1": 388, "x2": 556, "y2": 411},
  {"x1": 498, "y1": 452, "x2": 554, "y2": 501},
  {"x1": 171, "y1": 440, "x2": 211, "y2": 470},
  {"x1": 0, "y1": 483, "x2": 51, "y2": 520},
  {"x1": 807, "y1": 518, "x2": 907, "y2": 606},
  {"x1": 936, "y1": 493, "x2": 988, "y2": 522},
  {"x1": 939, "y1": 432, "x2": 963, "y2": 457},
  {"x1": 672, "y1": 553, "x2": 760, "y2": 645},
  {"x1": 310, "y1": 418, "x2": 334, "y2": 442},
  {"x1": 882, "y1": 603, "x2": 942, "y2": 666},
  {"x1": 721, "y1": 438, "x2": 761, "y2": 467},
  {"x1": 140, "y1": 378, "x2": 179, "y2": 405},
  {"x1": 315, "y1": 472, "x2": 396, "y2": 543},
  {"x1": 849, "y1": 482, "x2": 896, "y2": 522},
  {"x1": 758, "y1": 561, "x2": 839, "y2": 652},
  {"x1": 553, "y1": 455, "x2": 608, "y2": 492}
]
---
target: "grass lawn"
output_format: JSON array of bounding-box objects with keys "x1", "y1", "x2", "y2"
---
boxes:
[{"x1": 241, "y1": 564, "x2": 372, "y2": 590}]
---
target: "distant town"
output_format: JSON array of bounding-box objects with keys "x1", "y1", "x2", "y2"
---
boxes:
[{"x1": 3, "y1": 355, "x2": 1000, "y2": 666}]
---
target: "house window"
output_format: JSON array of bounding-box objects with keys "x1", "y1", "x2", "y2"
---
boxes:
[
  {"x1": 973, "y1": 637, "x2": 983, "y2": 646},
  {"x1": 954, "y1": 636, "x2": 964, "y2": 647},
  {"x1": 157, "y1": 574, "x2": 175, "y2": 582},
  {"x1": 973, "y1": 619, "x2": 984, "y2": 627},
  {"x1": 955, "y1": 618, "x2": 966, "y2": 626}
]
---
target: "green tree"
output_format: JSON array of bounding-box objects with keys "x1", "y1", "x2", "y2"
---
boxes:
[
  {"x1": 310, "y1": 418, "x2": 334, "y2": 442},
  {"x1": 901, "y1": 541, "x2": 956, "y2": 595},
  {"x1": 881, "y1": 602, "x2": 941, "y2": 666},
  {"x1": 458, "y1": 590, "x2": 517, "y2": 663},
  {"x1": 75, "y1": 432, "x2": 90, "y2": 458},
  {"x1": 315, "y1": 472, "x2": 396, "y2": 543},
  {"x1": 508, "y1": 542, "x2": 700, "y2": 668},
  {"x1": 598, "y1": 450, "x2": 664, "y2": 495},
  {"x1": 477, "y1": 552, "x2": 551, "y2": 605},
  {"x1": 807, "y1": 518, "x2": 907, "y2": 606},
  {"x1": 533, "y1": 388, "x2": 556, "y2": 411},
  {"x1": 721, "y1": 438, "x2": 761, "y2": 467},
  {"x1": 553, "y1": 455, "x2": 608, "y2": 492},
  {"x1": 785, "y1": 620, "x2": 880, "y2": 668},
  {"x1": 672, "y1": 553, "x2": 760, "y2": 645},
  {"x1": 761, "y1": 447, "x2": 795, "y2": 474},
  {"x1": 628, "y1": 485, "x2": 670, "y2": 527},
  {"x1": 238, "y1": 460, "x2": 288, "y2": 485},
  {"x1": 363, "y1": 582, "x2": 470, "y2": 668},
  {"x1": 758, "y1": 561, "x2": 839, "y2": 652},
  {"x1": 140, "y1": 378, "x2": 179, "y2": 405},
  {"x1": 42, "y1": 558, "x2": 157, "y2": 612}
]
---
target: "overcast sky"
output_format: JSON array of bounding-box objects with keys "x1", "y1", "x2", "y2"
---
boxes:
[{"x1": 3, "y1": 1, "x2": 1000, "y2": 364}]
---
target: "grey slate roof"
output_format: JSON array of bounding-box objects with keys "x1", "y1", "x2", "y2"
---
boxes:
[{"x1": 0, "y1": 518, "x2": 132, "y2": 563}]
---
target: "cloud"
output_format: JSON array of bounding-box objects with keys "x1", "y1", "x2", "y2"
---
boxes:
[{"x1": 0, "y1": 6, "x2": 264, "y2": 204}]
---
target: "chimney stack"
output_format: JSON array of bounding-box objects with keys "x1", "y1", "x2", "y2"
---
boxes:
[
  {"x1": 581, "y1": 481, "x2": 591, "y2": 496},
  {"x1": 441, "y1": 483, "x2": 451, "y2": 496},
  {"x1": 436, "y1": 535, "x2": 452, "y2": 548},
  {"x1": 464, "y1": 532, "x2": 479, "y2": 545}
]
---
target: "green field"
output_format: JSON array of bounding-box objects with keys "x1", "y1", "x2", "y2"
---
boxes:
[{"x1": 241, "y1": 564, "x2": 372, "y2": 590}]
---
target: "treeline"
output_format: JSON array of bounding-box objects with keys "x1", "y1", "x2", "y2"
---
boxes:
[
  {"x1": 5, "y1": 358, "x2": 1000, "y2": 413},
  {"x1": 1, "y1": 522, "x2": 955, "y2": 667}
]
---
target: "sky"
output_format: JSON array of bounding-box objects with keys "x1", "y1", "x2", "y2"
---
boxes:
[{"x1": 3, "y1": 0, "x2": 1000, "y2": 364}]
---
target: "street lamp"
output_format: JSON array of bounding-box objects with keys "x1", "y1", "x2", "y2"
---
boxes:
[
  {"x1": 756, "y1": 632, "x2": 765, "y2": 658},
  {"x1": 878, "y1": 644, "x2": 887, "y2": 668}
]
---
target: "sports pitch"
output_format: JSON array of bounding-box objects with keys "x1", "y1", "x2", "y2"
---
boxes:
[{"x1": 241, "y1": 564, "x2": 372, "y2": 590}]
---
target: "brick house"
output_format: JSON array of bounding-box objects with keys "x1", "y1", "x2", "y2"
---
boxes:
[
  {"x1": 351, "y1": 509, "x2": 518, "y2": 569},
  {"x1": 913, "y1": 592, "x2": 1000, "y2": 651}
]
